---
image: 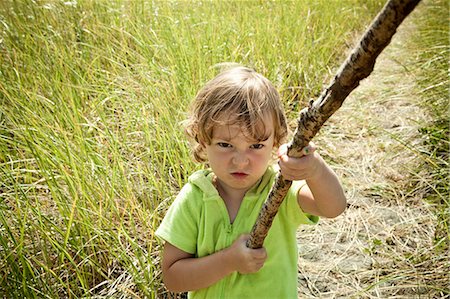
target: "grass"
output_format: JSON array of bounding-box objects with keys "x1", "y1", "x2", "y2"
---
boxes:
[
  {"x1": 1, "y1": 0, "x2": 448, "y2": 298},
  {"x1": 0, "y1": 0, "x2": 385, "y2": 297},
  {"x1": 408, "y1": 0, "x2": 449, "y2": 251},
  {"x1": 295, "y1": 0, "x2": 449, "y2": 297}
]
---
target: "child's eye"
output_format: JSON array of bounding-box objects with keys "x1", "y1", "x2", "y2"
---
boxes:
[
  {"x1": 250, "y1": 144, "x2": 264, "y2": 149},
  {"x1": 217, "y1": 142, "x2": 232, "y2": 148}
]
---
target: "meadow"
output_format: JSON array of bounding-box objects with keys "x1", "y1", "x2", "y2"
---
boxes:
[{"x1": 0, "y1": 0, "x2": 447, "y2": 298}]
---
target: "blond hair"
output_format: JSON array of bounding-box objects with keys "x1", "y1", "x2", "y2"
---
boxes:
[{"x1": 185, "y1": 66, "x2": 288, "y2": 162}]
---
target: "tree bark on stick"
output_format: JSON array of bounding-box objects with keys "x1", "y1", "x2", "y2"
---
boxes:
[{"x1": 247, "y1": 0, "x2": 421, "y2": 249}]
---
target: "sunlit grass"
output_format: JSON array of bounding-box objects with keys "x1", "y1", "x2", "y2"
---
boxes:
[
  {"x1": 6, "y1": 0, "x2": 445, "y2": 297},
  {"x1": 407, "y1": 0, "x2": 449, "y2": 252}
]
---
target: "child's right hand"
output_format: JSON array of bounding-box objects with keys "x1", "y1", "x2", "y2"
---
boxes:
[{"x1": 225, "y1": 234, "x2": 267, "y2": 274}]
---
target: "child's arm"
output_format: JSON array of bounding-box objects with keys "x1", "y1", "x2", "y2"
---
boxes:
[
  {"x1": 278, "y1": 143, "x2": 347, "y2": 218},
  {"x1": 161, "y1": 234, "x2": 267, "y2": 292}
]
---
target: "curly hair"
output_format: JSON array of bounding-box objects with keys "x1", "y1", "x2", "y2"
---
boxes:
[{"x1": 184, "y1": 66, "x2": 289, "y2": 162}]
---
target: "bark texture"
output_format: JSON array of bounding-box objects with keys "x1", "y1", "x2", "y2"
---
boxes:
[{"x1": 247, "y1": 0, "x2": 421, "y2": 249}]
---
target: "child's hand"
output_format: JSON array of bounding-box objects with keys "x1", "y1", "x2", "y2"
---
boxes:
[
  {"x1": 225, "y1": 234, "x2": 267, "y2": 274},
  {"x1": 277, "y1": 142, "x2": 324, "y2": 181}
]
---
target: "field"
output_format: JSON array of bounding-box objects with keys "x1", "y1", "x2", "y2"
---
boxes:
[{"x1": 0, "y1": 0, "x2": 447, "y2": 298}]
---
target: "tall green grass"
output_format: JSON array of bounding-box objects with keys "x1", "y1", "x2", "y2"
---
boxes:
[
  {"x1": 407, "y1": 0, "x2": 449, "y2": 251},
  {"x1": 1, "y1": 0, "x2": 385, "y2": 297}
]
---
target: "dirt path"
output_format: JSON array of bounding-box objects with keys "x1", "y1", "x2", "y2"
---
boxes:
[{"x1": 296, "y1": 9, "x2": 447, "y2": 299}]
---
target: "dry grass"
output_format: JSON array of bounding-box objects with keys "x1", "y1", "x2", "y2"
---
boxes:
[
  {"x1": 296, "y1": 7, "x2": 449, "y2": 299},
  {"x1": 0, "y1": 0, "x2": 446, "y2": 297}
]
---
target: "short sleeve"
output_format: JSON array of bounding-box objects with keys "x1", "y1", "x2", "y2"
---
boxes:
[
  {"x1": 155, "y1": 183, "x2": 201, "y2": 254},
  {"x1": 283, "y1": 180, "x2": 319, "y2": 226}
]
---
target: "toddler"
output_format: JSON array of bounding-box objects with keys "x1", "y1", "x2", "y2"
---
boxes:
[{"x1": 156, "y1": 66, "x2": 346, "y2": 298}]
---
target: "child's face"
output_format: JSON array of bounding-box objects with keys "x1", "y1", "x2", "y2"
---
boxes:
[{"x1": 204, "y1": 114, "x2": 275, "y2": 195}]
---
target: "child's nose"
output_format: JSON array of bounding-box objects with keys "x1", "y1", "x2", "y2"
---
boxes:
[{"x1": 232, "y1": 152, "x2": 249, "y2": 167}]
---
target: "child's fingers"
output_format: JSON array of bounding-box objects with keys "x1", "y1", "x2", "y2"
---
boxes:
[
  {"x1": 277, "y1": 142, "x2": 320, "y2": 181},
  {"x1": 278, "y1": 142, "x2": 316, "y2": 158},
  {"x1": 301, "y1": 142, "x2": 316, "y2": 156},
  {"x1": 277, "y1": 143, "x2": 288, "y2": 158},
  {"x1": 254, "y1": 247, "x2": 267, "y2": 260}
]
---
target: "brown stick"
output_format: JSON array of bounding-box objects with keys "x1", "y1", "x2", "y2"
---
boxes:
[{"x1": 247, "y1": 0, "x2": 421, "y2": 249}]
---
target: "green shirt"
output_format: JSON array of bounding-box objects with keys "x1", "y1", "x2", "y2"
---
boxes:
[{"x1": 156, "y1": 166, "x2": 318, "y2": 299}]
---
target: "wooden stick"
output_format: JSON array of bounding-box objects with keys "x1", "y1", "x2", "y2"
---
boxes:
[{"x1": 247, "y1": 0, "x2": 422, "y2": 249}]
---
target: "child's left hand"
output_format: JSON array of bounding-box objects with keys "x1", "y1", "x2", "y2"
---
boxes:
[{"x1": 277, "y1": 142, "x2": 324, "y2": 181}]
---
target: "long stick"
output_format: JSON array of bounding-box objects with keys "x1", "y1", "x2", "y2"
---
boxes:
[{"x1": 247, "y1": 0, "x2": 421, "y2": 249}]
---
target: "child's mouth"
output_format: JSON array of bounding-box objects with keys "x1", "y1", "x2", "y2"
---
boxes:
[{"x1": 231, "y1": 172, "x2": 248, "y2": 179}]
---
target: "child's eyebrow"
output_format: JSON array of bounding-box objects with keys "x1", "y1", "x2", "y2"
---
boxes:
[
  {"x1": 216, "y1": 137, "x2": 231, "y2": 142},
  {"x1": 245, "y1": 131, "x2": 272, "y2": 143},
  {"x1": 253, "y1": 134, "x2": 271, "y2": 143},
  {"x1": 212, "y1": 134, "x2": 232, "y2": 141}
]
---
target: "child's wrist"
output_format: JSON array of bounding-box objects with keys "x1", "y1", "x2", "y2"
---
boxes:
[
  {"x1": 307, "y1": 154, "x2": 326, "y2": 182},
  {"x1": 220, "y1": 246, "x2": 237, "y2": 274}
]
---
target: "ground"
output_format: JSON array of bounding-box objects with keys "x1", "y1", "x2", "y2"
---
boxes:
[{"x1": 296, "y1": 13, "x2": 448, "y2": 299}]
